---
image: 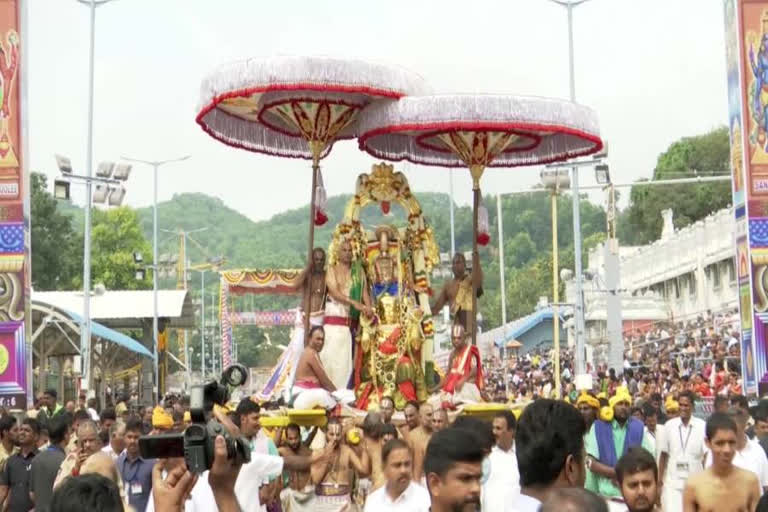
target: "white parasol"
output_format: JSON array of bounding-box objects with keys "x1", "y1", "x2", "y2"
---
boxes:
[
  {"x1": 196, "y1": 56, "x2": 428, "y2": 366},
  {"x1": 357, "y1": 94, "x2": 603, "y2": 343}
]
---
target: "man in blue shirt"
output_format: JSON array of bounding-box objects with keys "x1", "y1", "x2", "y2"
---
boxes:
[{"x1": 117, "y1": 418, "x2": 155, "y2": 512}]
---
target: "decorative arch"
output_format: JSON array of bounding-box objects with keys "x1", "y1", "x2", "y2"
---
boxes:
[{"x1": 328, "y1": 163, "x2": 440, "y2": 370}]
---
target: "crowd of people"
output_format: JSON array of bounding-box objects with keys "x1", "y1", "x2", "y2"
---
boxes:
[
  {"x1": 3, "y1": 340, "x2": 768, "y2": 512},
  {"x1": 3, "y1": 302, "x2": 760, "y2": 512},
  {"x1": 483, "y1": 308, "x2": 744, "y2": 405},
  {"x1": 8, "y1": 378, "x2": 768, "y2": 512}
]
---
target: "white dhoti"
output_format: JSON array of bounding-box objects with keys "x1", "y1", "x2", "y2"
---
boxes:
[
  {"x1": 429, "y1": 383, "x2": 482, "y2": 408},
  {"x1": 282, "y1": 485, "x2": 356, "y2": 512},
  {"x1": 292, "y1": 383, "x2": 337, "y2": 410},
  {"x1": 320, "y1": 300, "x2": 352, "y2": 390},
  {"x1": 291, "y1": 385, "x2": 355, "y2": 410},
  {"x1": 453, "y1": 383, "x2": 482, "y2": 404},
  {"x1": 280, "y1": 485, "x2": 315, "y2": 512},
  {"x1": 257, "y1": 310, "x2": 324, "y2": 403}
]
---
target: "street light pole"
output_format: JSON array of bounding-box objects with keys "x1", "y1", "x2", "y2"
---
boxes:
[
  {"x1": 549, "y1": 0, "x2": 591, "y2": 376},
  {"x1": 541, "y1": 169, "x2": 570, "y2": 398},
  {"x1": 496, "y1": 194, "x2": 506, "y2": 327},
  {"x1": 551, "y1": 189, "x2": 561, "y2": 399},
  {"x1": 122, "y1": 155, "x2": 190, "y2": 401},
  {"x1": 75, "y1": 0, "x2": 119, "y2": 393},
  {"x1": 497, "y1": 193, "x2": 509, "y2": 396},
  {"x1": 80, "y1": 0, "x2": 97, "y2": 393}
]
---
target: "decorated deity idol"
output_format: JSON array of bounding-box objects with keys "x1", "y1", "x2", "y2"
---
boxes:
[
  {"x1": 326, "y1": 164, "x2": 440, "y2": 409},
  {"x1": 355, "y1": 291, "x2": 426, "y2": 410}
]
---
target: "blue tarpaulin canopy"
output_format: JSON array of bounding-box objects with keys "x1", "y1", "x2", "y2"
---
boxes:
[
  {"x1": 64, "y1": 309, "x2": 154, "y2": 359},
  {"x1": 493, "y1": 307, "x2": 566, "y2": 348}
]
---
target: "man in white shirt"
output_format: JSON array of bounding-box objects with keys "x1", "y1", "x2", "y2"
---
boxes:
[
  {"x1": 365, "y1": 438, "x2": 429, "y2": 512},
  {"x1": 146, "y1": 440, "x2": 326, "y2": 512},
  {"x1": 641, "y1": 404, "x2": 658, "y2": 457},
  {"x1": 704, "y1": 406, "x2": 768, "y2": 491},
  {"x1": 657, "y1": 390, "x2": 707, "y2": 512},
  {"x1": 483, "y1": 410, "x2": 519, "y2": 512},
  {"x1": 236, "y1": 398, "x2": 281, "y2": 511},
  {"x1": 506, "y1": 399, "x2": 587, "y2": 512},
  {"x1": 101, "y1": 421, "x2": 125, "y2": 460}
]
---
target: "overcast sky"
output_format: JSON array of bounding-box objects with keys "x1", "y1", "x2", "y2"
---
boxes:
[{"x1": 30, "y1": 0, "x2": 728, "y2": 221}]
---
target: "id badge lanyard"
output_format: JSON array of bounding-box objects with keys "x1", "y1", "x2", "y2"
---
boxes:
[{"x1": 679, "y1": 424, "x2": 693, "y2": 454}]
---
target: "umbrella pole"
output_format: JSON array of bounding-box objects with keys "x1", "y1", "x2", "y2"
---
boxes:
[
  {"x1": 469, "y1": 165, "x2": 484, "y2": 347},
  {"x1": 472, "y1": 187, "x2": 479, "y2": 346},
  {"x1": 304, "y1": 150, "x2": 320, "y2": 345}
]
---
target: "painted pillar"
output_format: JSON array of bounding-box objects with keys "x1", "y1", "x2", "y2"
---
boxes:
[
  {"x1": 723, "y1": 0, "x2": 768, "y2": 394},
  {"x1": 0, "y1": 1, "x2": 28, "y2": 410}
]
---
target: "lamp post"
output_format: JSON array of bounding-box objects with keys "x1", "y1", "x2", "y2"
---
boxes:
[
  {"x1": 545, "y1": 147, "x2": 608, "y2": 376},
  {"x1": 497, "y1": 194, "x2": 507, "y2": 329},
  {"x1": 121, "y1": 155, "x2": 190, "y2": 400},
  {"x1": 71, "y1": 0, "x2": 121, "y2": 394},
  {"x1": 541, "y1": 169, "x2": 571, "y2": 398},
  {"x1": 497, "y1": 193, "x2": 508, "y2": 389},
  {"x1": 547, "y1": 0, "x2": 593, "y2": 378},
  {"x1": 54, "y1": 155, "x2": 130, "y2": 392}
]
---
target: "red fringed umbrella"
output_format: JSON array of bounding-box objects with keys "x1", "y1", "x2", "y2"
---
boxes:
[
  {"x1": 357, "y1": 94, "x2": 603, "y2": 344},
  {"x1": 196, "y1": 56, "x2": 428, "y2": 364}
]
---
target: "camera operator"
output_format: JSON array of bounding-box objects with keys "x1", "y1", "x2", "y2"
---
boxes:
[
  {"x1": 147, "y1": 405, "x2": 331, "y2": 512},
  {"x1": 234, "y1": 398, "x2": 280, "y2": 511}
]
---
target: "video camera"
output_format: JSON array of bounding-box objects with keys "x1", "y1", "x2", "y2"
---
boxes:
[{"x1": 138, "y1": 364, "x2": 252, "y2": 473}]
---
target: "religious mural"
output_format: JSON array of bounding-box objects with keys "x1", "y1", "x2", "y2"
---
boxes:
[{"x1": 0, "y1": 0, "x2": 26, "y2": 410}]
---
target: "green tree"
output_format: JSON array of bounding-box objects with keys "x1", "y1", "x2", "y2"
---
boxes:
[
  {"x1": 504, "y1": 256, "x2": 554, "y2": 320},
  {"x1": 618, "y1": 126, "x2": 731, "y2": 245},
  {"x1": 30, "y1": 172, "x2": 82, "y2": 290},
  {"x1": 506, "y1": 232, "x2": 536, "y2": 268},
  {"x1": 87, "y1": 207, "x2": 152, "y2": 290}
]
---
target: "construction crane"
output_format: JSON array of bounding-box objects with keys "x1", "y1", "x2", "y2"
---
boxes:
[{"x1": 157, "y1": 227, "x2": 225, "y2": 393}]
